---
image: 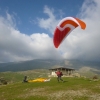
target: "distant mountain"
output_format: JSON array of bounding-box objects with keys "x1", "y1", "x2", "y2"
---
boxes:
[
  {"x1": 0, "y1": 59, "x2": 100, "y2": 72},
  {"x1": 77, "y1": 67, "x2": 100, "y2": 78},
  {"x1": 63, "y1": 59, "x2": 100, "y2": 70},
  {"x1": 0, "y1": 59, "x2": 64, "y2": 72}
]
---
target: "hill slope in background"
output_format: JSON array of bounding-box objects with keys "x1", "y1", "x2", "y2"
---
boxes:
[
  {"x1": 0, "y1": 59, "x2": 100, "y2": 72},
  {"x1": 0, "y1": 59, "x2": 64, "y2": 72}
]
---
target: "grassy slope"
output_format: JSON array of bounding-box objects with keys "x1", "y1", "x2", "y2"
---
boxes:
[
  {"x1": 0, "y1": 69, "x2": 49, "y2": 83},
  {"x1": 0, "y1": 77, "x2": 100, "y2": 100}
]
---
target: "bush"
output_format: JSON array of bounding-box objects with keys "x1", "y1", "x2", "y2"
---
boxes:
[{"x1": 0, "y1": 78, "x2": 7, "y2": 85}]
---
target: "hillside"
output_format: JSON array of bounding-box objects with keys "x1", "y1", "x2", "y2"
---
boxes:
[
  {"x1": 0, "y1": 59, "x2": 64, "y2": 72},
  {"x1": 0, "y1": 59, "x2": 100, "y2": 72}
]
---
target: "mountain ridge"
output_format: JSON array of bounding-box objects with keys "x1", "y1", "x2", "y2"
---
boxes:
[{"x1": 0, "y1": 59, "x2": 100, "y2": 72}]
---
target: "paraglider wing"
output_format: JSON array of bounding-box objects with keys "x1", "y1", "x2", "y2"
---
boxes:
[
  {"x1": 53, "y1": 17, "x2": 86, "y2": 48},
  {"x1": 28, "y1": 78, "x2": 51, "y2": 82}
]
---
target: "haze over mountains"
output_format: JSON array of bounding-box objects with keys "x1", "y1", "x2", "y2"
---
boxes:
[{"x1": 0, "y1": 59, "x2": 100, "y2": 72}]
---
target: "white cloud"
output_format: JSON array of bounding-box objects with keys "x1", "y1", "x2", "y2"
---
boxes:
[
  {"x1": 0, "y1": 0, "x2": 100, "y2": 62},
  {"x1": 0, "y1": 12, "x2": 62, "y2": 62},
  {"x1": 37, "y1": 5, "x2": 60, "y2": 34}
]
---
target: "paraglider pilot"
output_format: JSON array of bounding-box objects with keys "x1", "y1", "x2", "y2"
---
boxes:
[
  {"x1": 23, "y1": 76, "x2": 28, "y2": 83},
  {"x1": 55, "y1": 70, "x2": 64, "y2": 82}
]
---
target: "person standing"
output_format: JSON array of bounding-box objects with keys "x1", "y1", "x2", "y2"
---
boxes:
[
  {"x1": 23, "y1": 76, "x2": 28, "y2": 83},
  {"x1": 55, "y1": 70, "x2": 64, "y2": 82}
]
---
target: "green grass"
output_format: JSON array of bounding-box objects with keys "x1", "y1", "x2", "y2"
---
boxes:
[
  {"x1": 0, "y1": 77, "x2": 100, "y2": 100},
  {"x1": 0, "y1": 69, "x2": 49, "y2": 83}
]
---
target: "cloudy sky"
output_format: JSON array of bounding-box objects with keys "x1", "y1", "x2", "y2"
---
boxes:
[{"x1": 0, "y1": 0, "x2": 100, "y2": 63}]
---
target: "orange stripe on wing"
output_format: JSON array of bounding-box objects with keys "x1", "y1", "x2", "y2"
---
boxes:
[
  {"x1": 74, "y1": 18, "x2": 86, "y2": 29},
  {"x1": 60, "y1": 20, "x2": 78, "y2": 28}
]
